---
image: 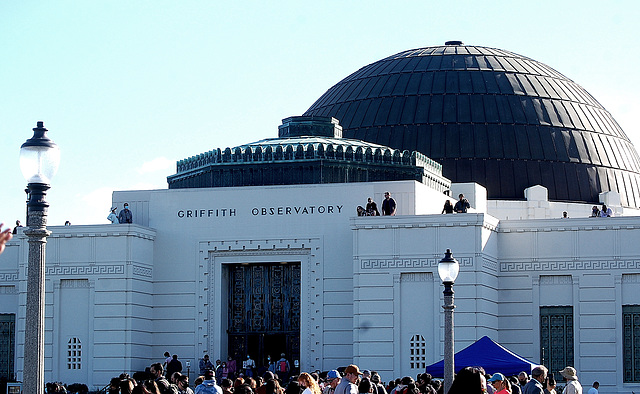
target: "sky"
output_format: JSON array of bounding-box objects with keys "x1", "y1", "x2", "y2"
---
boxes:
[{"x1": 1, "y1": 1, "x2": 638, "y2": 227}]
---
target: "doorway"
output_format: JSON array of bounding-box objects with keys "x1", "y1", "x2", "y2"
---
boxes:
[{"x1": 227, "y1": 263, "x2": 300, "y2": 371}]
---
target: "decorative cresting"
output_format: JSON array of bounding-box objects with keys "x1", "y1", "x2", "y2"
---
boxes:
[
  {"x1": 175, "y1": 138, "x2": 440, "y2": 172},
  {"x1": 304, "y1": 43, "x2": 640, "y2": 206},
  {"x1": 168, "y1": 116, "x2": 451, "y2": 191}
]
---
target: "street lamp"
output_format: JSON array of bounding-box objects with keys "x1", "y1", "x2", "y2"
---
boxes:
[
  {"x1": 20, "y1": 121, "x2": 60, "y2": 394},
  {"x1": 438, "y1": 249, "x2": 459, "y2": 394}
]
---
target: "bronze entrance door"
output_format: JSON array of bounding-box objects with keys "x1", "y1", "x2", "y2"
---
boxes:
[{"x1": 228, "y1": 263, "x2": 300, "y2": 371}]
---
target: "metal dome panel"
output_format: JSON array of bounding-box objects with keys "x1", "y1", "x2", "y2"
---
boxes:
[{"x1": 304, "y1": 44, "x2": 640, "y2": 206}]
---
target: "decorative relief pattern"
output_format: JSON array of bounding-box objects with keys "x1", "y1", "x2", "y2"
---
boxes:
[
  {"x1": 502, "y1": 260, "x2": 640, "y2": 272},
  {"x1": 539, "y1": 275, "x2": 573, "y2": 285},
  {"x1": 59, "y1": 279, "x2": 90, "y2": 288},
  {"x1": 133, "y1": 265, "x2": 152, "y2": 277},
  {"x1": 0, "y1": 272, "x2": 18, "y2": 281},
  {"x1": 361, "y1": 257, "x2": 473, "y2": 270},
  {"x1": 401, "y1": 273, "x2": 433, "y2": 282},
  {"x1": 208, "y1": 249, "x2": 309, "y2": 257},
  {"x1": 622, "y1": 274, "x2": 640, "y2": 283},
  {"x1": 0, "y1": 286, "x2": 17, "y2": 294},
  {"x1": 46, "y1": 265, "x2": 125, "y2": 276},
  {"x1": 482, "y1": 257, "x2": 499, "y2": 272},
  {"x1": 204, "y1": 237, "x2": 319, "y2": 370}
]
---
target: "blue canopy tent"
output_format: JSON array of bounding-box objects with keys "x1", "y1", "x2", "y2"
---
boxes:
[{"x1": 425, "y1": 336, "x2": 538, "y2": 377}]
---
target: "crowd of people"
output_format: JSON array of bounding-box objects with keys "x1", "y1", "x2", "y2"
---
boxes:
[{"x1": 100, "y1": 356, "x2": 599, "y2": 394}]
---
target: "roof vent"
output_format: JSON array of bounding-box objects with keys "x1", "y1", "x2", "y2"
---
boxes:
[{"x1": 445, "y1": 40, "x2": 464, "y2": 46}]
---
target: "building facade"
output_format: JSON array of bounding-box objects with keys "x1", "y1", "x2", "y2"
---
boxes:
[{"x1": 2, "y1": 42, "x2": 640, "y2": 393}]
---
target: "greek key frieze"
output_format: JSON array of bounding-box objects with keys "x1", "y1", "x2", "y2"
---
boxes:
[
  {"x1": 133, "y1": 265, "x2": 152, "y2": 277},
  {"x1": 501, "y1": 260, "x2": 640, "y2": 272},
  {"x1": 0, "y1": 271, "x2": 18, "y2": 281},
  {"x1": 361, "y1": 257, "x2": 473, "y2": 270},
  {"x1": 46, "y1": 265, "x2": 125, "y2": 276}
]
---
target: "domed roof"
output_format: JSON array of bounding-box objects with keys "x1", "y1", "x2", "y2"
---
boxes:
[{"x1": 304, "y1": 43, "x2": 640, "y2": 206}]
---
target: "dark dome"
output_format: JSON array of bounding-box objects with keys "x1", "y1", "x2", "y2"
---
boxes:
[{"x1": 304, "y1": 44, "x2": 640, "y2": 206}]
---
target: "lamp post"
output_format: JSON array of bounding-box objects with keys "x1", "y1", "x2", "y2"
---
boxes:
[
  {"x1": 20, "y1": 121, "x2": 60, "y2": 394},
  {"x1": 438, "y1": 249, "x2": 459, "y2": 394}
]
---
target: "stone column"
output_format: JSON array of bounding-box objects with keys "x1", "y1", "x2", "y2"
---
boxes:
[
  {"x1": 23, "y1": 184, "x2": 51, "y2": 394},
  {"x1": 442, "y1": 281, "x2": 455, "y2": 394}
]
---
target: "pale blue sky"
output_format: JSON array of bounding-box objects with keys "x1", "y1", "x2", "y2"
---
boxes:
[{"x1": 1, "y1": 1, "x2": 638, "y2": 226}]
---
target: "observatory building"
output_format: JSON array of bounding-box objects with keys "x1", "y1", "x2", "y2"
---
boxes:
[{"x1": 2, "y1": 42, "x2": 640, "y2": 393}]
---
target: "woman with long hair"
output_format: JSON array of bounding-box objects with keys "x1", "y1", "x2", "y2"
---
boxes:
[
  {"x1": 298, "y1": 372, "x2": 321, "y2": 394},
  {"x1": 265, "y1": 379, "x2": 285, "y2": 394}
]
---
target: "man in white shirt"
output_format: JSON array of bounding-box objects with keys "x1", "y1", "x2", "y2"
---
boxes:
[{"x1": 587, "y1": 381, "x2": 599, "y2": 394}]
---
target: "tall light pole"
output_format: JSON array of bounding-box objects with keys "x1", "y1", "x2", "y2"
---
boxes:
[
  {"x1": 438, "y1": 249, "x2": 459, "y2": 394},
  {"x1": 20, "y1": 121, "x2": 60, "y2": 394}
]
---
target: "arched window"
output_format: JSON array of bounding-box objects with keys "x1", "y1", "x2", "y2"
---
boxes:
[
  {"x1": 409, "y1": 334, "x2": 426, "y2": 369},
  {"x1": 67, "y1": 337, "x2": 82, "y2": 370}
]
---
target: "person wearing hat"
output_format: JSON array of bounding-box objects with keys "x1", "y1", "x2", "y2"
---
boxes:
[
  {"x1": 108, "y1": 206, "x2": 119, "y2": 223},
  {"x1": 335, "y1": 365, "x2": 362, "y2": 394},
  {"x1": 323, "y1": 371, "x2": 341, "y2": 394},
  {"x1": 522, "y1": 365, "x2": 547, "y2": 394},
  {"x1": 487, "y1": 373, "x2": 510, "y2": 394},
  {"x1": 559, "y1": 367, "x2": 582, "y2": 394}
]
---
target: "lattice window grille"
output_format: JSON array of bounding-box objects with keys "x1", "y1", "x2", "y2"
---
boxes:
[
  {"x1": 409, "y1": 334, "x2": 426, "y2": 369},
  {"x1": 540, "y1": 306, "x2": 573, "y2": 380},
  {"x1": 0, "y1": 314, "x2": 16, "y2": 380},
  {"x1": 623, "y1": 305, "x2": 640, "y2": 382},
  {"x1": 67, "y1": 337, "x2": 81, "y2": 370}
]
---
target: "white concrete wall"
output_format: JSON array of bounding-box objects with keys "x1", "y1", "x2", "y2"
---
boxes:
[
  {"x1": 4, "y1": 181, "x2": 640, "y2": 392},
  {"x1": 497, "y1": 217, "x2": 640, "y2": 393},
  {"x1": 9, "y1": 225, "x2": 156, "y2": 388},
  {"x1": 351, "y1": 213, "x2": 499, "y2": 380}
]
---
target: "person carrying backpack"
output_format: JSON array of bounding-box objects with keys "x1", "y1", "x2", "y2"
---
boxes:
[{"x1": 276, "y1": 353, "x2": 290, "y2": 382}]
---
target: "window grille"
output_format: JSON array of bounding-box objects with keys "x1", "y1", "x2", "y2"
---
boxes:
[
  {"x1": 67, "y1": 337, "x2": 81, "y2": 370},
  {"x1": 0, "y1": 314, "x2": 15, "y2": 380},
  {"x1": 409, "y1": 334, "x2": 426, "y2": 369},
  {"x1": 623, "y1": 305, "x2": 640, "y2": 382},
  {"x1": 540, "y1": 306, "x2": 573, "y2": 380}
]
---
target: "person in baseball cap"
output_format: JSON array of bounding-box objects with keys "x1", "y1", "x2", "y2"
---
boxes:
[
  {"x1": 335, "y1": 365, "x2": 362, "y2": 394},
  {"x1": 322, "y1": 370, "x2": 341, "y2": 394},
  {"x1": 487, "y1": 373, "x2": 509, "y2": 394}
]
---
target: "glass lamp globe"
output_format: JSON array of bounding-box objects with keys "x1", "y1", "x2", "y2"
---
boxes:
[
  {"x1": 19, "y1": 122, "x2": 60, "y2": 184},
  {"x1": 438, "y1": 249, "x2": 460, "y2": 283}
]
